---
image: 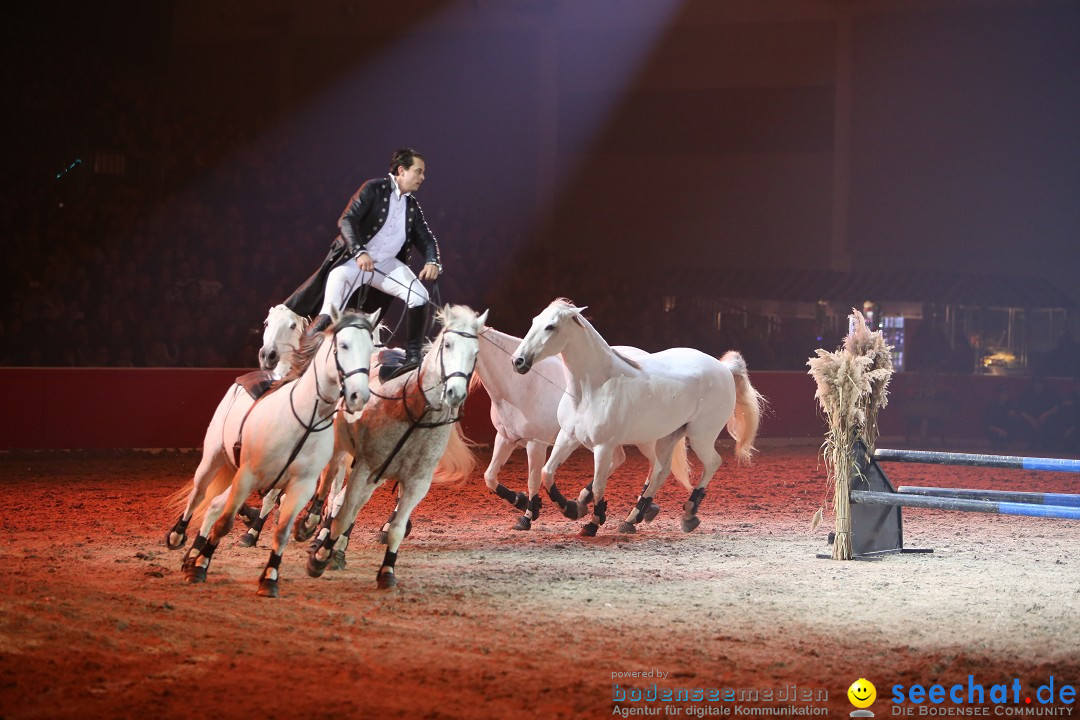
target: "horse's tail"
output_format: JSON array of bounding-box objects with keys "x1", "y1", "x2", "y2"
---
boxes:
[
  {"x1": 670, "y1": 438, "x2": 692, "y2": 490},
  {"x1": 165, "y1": 482, "x2": 193, "y2": 517},
  {"x1": 191, "y1": 465, "x2": 236, "y2": 521},
  {"x1": 165, "y1": 461, "x2": 234, "y2": 522},
  {"x1": 720, "y1": 351, "x2": 766, "y2": 465},
  {"x1": 432, "y1": 423, "x2": 478, "y2": 484}
]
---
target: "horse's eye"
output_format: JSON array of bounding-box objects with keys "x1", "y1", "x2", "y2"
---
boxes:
[
  {"x1": 290, "y1": 323, "x2": 297, "y2": 330},
  {"x1": 545, "y1": 324, "x2": 556, "y2": 332},
  {"x1": 341, "y1": 343, "x2": 349, "y2": 351}
]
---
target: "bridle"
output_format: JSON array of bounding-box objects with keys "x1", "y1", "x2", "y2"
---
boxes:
[
  {"x1": 261, "y1": 316, "x2": 374, "y2": 495},
  {"x1": 361, "y1": 324, "x2": 480, "y2": 486}
]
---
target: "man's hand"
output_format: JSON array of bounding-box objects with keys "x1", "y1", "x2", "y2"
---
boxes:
[
  {"x1": 419, "y1": 263, "x2": 440, "y2": 282},
  {"x1": 355, "y1": 252, "x2": 374, "y2": 272}
]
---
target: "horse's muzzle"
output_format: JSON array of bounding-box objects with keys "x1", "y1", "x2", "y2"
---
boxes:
[
  {"x1": 258, "y1": 347, "x2": 278, "y2": 371},
  {"x1": 512, "y1": 355, "x2": 531, "y2": 375}
]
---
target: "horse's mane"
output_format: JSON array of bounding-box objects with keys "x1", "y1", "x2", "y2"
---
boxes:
[
  {"x1": 435, "y1": 304, "x2": 483, "y2": 334},
  {"x1": 273, "y1": 333, "x2": 323, "y2": 388},
  {"x1": 549, "y1": 299, "x2": 642, "y2": 371}
]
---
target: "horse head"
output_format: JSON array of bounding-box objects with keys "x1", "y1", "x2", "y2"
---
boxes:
[
  {"x1": 329, "y1": 307, "x2": 380, "y2": 414},
  {"x1": 511, "y1": 299, "x2": 586, "y2": 375},
  {"x1": 260, "y1": 305, "x2": 306, "y2": 378},
  {"x1": 428, "y1": 305, "x2": 487, "y2": 409}
]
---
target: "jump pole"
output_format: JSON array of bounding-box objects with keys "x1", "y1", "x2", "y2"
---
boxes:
[
  {"x1": 838, "y1": 442, "x2": 1080, "y2": 558},
  {"x1": 851, "y1": 490, "x2": 1080, "y2": 520},
  {"x1": 895, "y1": 486, "x2": 1080, "y2": 508},
  {"x1": 874, "y1": 448, "x2": 1080, "y2": 473}
]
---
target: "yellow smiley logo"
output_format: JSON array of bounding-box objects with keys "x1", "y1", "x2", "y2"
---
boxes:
[{"x1": 848, "y1": 678, "x2": 877, "y2": 708}]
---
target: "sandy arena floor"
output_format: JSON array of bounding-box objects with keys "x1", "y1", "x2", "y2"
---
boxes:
[{"x1": 0, "y1": 445, "x2": 1077, "y2": 719}]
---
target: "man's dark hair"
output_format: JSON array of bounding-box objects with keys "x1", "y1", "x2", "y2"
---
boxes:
[{"x1": 390, "y1": 148, "x2": 424, "y2": 175}]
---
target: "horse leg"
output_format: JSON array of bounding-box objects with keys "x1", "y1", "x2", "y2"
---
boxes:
[
  {"x1": 574, "y1": 444, "x2": 624, "y2": 511},
  {"x1": 376, "y1": 484, "x2": 411, "y2": 544},
  {"x1": 296, "y1": 450, "x2": 344, "y2": 542},
  {"x1": 376, "y1": 477, "x2": 430, "y2": 589},
  {"x1": 618, "y1": 433, "x2": 680, "y2": 533},
  {"x1": 307, "y1": 464, "x2": 378, "y2": 579},
  {"x1": 580, "y1": 444, "x2": 617, "y2": 537},
  {"x1": 329, "y1": 521, "x2": 356, "y2": 571},
  {"x1": 257, "y1": 477, "x2": 315, "y2": 598},
  {"x1": 682, "y1": 425, "x2": 724, "y2": 532},
  {"x1": 181, "y1": 484, "x2": 231, "y2": 578},
  {"x1": 238, "y1": 489, "x2": 279, "y2": 547},
  {"x1": 512, "y1": 440, "x2": 546, "y2": 531},
  {"x1": 542, "y1": 429, "x2": 583, "y2": 520},
  {"x1": 166, "y1": 450, "x2": 226, "y2": 550},
  {"x1": 185, "y1": 468, "x2": 255, "y2": 583},
  {"x1": 485, "y1": 431, "x2": 528, "y2": 513}
]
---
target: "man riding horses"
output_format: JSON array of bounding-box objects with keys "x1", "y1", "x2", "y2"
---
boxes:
[{"x1": 283, "y1": 148, "x2": 442, "y2": 376}]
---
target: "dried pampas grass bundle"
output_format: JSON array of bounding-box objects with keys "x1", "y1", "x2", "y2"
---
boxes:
[{"x1": 807, "y1": 310, "x2": 894, "y2": 560}]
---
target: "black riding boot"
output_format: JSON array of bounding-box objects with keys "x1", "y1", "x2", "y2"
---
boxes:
[
  {"x1": 391, "y1": 305, "x2": 428, "y2": 378},
  {"x1": 305, "y1": 313, "x2": 333, "y2": 340}
]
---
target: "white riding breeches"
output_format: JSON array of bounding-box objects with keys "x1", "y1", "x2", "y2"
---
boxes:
[{"x1": 320, "y1": 256, "x2": 429, "y2": 315}]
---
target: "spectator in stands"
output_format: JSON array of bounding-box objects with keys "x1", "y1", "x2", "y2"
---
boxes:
[
  {"x1": 1017, "y1": 376, "x2": 1060, "y2": 452},
  {"x1": 982, "y1": 384, "x2": 1022, "y2": 452}
]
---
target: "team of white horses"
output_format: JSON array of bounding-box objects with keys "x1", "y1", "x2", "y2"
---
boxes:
[{"x1": 165, "y1": 298, "x2": 764, "y2": 597}]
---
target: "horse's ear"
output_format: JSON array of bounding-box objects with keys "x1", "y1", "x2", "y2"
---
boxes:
[
  {"x1": 367, "y1": 308, "x2": 382, "y2": 327},
  {"x1": 573, "y1": 305, "x2": 588, "y2": 315},
  {"x1": 477, "y1": 309, "x2": 489, "y2": 328}
]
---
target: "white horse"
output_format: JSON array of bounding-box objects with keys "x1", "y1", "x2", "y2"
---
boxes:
[
  {"x1": 164, "y1": 304, "x2": 307, "y2": 550},
  {"x1": 291, "y1": 345, "x2": 477, "y2": 559},
  {"x1": 511, "y1": 299, "x2": 764, "y2": 536},
  {"x1": 293, "y1": 327, "x2": 690, "y2": 542},
  {"x1": 258, "y1": 304, "x2": 309, "y2": 378},
  {"x1": 472, "y1": 327, "x2": 691, "y2": 531},
  {"x1": 180, "y1": 308, "x2": 378, "y2": 597},
  {"x1": 307, "y1": 305, "x2": 486, "y2": 589}
]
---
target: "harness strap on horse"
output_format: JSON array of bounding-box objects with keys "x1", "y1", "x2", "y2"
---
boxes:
[
  {"x1": 361, "y1": 352, "x2": 464, "y2": 487},
  {"x1": 260, "y1": 383, "x2": 334, "y2": 498}
]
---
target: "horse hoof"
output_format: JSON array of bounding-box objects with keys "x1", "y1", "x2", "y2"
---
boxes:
[
  {"x1": 580, "y1": 523, "x2": 599, "y2": 537},
  {"x1": 237, "y1": 506, "x2": 260, "y2": 528},
  {"x1": 377, "y1": 571, "x2": 398, "y2": 590},
  {"x1": 256, "y1": 578, "x2": 279, "y2": 598},
  {"x1": 237, "y1": 533, "x2": 257, "y2": 548},
  {"x1": 644, "y1": 503, "x2": 661, "y2": 523},
  {"x1": 306, "y1": 554, "x2": 330, "y2": 579},
  {"x1": 165, "y1": 531, "x2": 187, "y2": 550},
  {"x1": 562, "y1": 501, "x2": 584, "y2": 521},
  {"x1": 184, "y1": 565, "x2": 207, "y2": 584},
  {"x1": 329, "y1": 549, "x2": 347, "y2": 571},
  {"x1": 616, "y1": 522, "x2": 636, "y2": 534},
  {"x1": 681, "y1": 515, "x2": 701, "y2": 533},
  {"x1": 375, "y1": 530, "x2": 388, "y2": 545},
  {"x1": 512, "y1": 492, "x2": 529, "y2": 512},
  {"x1": 294, "y1": 518, "x2": 317, "y2": 542},
  {"x1": 513, "y1": 516, "x2": 532, "y2": 531}
]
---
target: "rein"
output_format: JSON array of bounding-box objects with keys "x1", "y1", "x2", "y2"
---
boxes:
[
  {"x1": 478, "y1": 327, "x2": 572, "y2": 401},
  {"x1": 260, "y1": 320, "x2": 372, "y2": 496},
  {"x1": 360, "y1": 327, "x2": 477, "y2": 486}
]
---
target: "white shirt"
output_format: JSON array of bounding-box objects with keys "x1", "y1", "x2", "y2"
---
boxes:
[{"x1": 363, "y1": 175, "x2": 410, "y2": 263}]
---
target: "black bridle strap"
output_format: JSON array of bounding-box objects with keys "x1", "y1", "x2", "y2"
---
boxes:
[
  {"x1": 359, "y1": 328, "x2": 475, "y2": 487},
  {"x1": 262, "y1": 322, "x2": 372, "y2": 496}
]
